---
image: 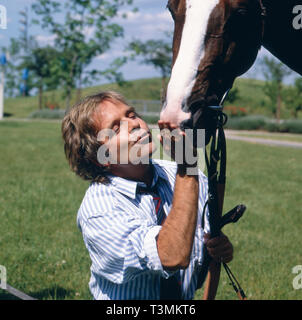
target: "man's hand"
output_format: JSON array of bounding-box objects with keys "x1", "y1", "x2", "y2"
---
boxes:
[
  {"x1": 157, "y1": 120, "x2": 197, "y2": 168},
  {"x1": 204, "y1": 233, "x2": 233, "y2": 264}
]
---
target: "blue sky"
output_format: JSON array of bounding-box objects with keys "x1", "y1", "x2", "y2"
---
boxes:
[{"x1": 0, "y1": 0, "x2": 298, "y2": 85}]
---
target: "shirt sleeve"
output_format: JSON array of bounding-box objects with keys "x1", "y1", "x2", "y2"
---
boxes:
[
  {"x1": 81, "y1": 211, "x2": 172, "y2": 284},
  {"x1": 188, "y1": 169, "x2": 210, "y2": 267},
  {"x1": 198, "y1": 169, "x2": 210, "y2": 234}
]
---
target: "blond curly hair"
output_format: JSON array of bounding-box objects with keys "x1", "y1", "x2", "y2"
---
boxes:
[{"x1": 61, "y1": 91, "x2": 128, "y2": 184}]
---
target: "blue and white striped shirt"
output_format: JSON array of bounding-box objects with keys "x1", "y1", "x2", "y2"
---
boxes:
[{"x1": 77, "y1": 159, "x2": 210, "y2": 300}]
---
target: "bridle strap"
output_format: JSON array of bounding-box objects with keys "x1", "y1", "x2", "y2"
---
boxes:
[
  {"x1": 258, "y1": 0, "x2": 267, "y2": 41},
  {"x1": 259, "y1": 0, "x2": 267, "y2": 17},
  {"x1": 205, "y1": 111, "x2": 227, "y2": 237},
  {"x1": 202, "y1": 109, "x2": 226, "y2": 300},
  {"x1": 202, "y1": 89, "x2": 246, "y2": 300}
]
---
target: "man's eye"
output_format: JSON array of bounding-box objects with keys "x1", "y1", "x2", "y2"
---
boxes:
[
  {"x1": 112, "y1": 125, "x2": 120, "y2": 133},
  {"x1": 129, "y1": 112, "x2": 137, "y2": 119}
]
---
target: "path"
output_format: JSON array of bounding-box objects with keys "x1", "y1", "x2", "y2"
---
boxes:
[{"x1": 225, "y1": 130, "x2": 302, "y2": 149}]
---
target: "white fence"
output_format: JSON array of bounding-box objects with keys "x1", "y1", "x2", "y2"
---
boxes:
[{"x1": 128, "y1": 100, "x2": 162, "y2": 116}]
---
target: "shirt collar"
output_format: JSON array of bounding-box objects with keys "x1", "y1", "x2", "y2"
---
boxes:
[{"x1": 108, "y1": 162, "x2": 167, "y2": 199}]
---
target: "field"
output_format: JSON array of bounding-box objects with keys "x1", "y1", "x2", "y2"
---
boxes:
[{"x1": 0, "y1": 119, "x2": 301, "y2": 300}]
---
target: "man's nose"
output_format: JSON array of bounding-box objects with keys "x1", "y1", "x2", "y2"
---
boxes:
[{"x1": 128, "y1": 117, "x2": 141, "y2": 131}]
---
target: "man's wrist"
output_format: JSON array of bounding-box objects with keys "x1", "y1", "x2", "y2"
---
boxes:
[{"x1": 177, "y1": 163, "x2": 199, "y2": 176}]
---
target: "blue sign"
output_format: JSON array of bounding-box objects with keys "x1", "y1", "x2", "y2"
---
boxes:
[
  {"x1": 0, "y1": 53, "x2": 6, "y2": 66},
  {"x1": 22, "y1": 68, "x2": 29, "y2": 80},
  {"x1": 20, "y1": 83, "x2": 27, "y2": 95}
]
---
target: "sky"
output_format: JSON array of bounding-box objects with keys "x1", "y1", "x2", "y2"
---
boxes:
[{"x1": 0, "y1": 0, "x2": 298, "y2": 86}]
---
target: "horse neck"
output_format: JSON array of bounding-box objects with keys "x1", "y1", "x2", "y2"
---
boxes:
[{"x1": 260, "y1": 0, "x2": 302, "y2": 75}]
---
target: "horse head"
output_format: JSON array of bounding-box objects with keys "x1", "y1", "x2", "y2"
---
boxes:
[{"x1": 161, "y1": 0, "x2": 263, "y2": 131}]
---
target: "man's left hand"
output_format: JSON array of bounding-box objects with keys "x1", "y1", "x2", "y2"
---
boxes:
[{"x1": 204, "y1": 233, "x2": 233, "y2": 263}]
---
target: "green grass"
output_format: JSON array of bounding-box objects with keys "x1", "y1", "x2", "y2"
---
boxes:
[
  {"x1": 0, "y1": 120, "x2": 301, "y2": 300},
  {"x1": 0, "y1": 120, "x2": 91, "y2": 300},
  {"x1": 196, "y1": 138, "x2": 302, "y2": 300},
  {"x1": 229, "y1": 78, "x2": 269, "y2": 114}
]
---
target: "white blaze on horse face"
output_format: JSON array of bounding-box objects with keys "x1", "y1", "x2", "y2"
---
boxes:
[{"x1": 161, "y1": 0, "x2": 219, "y2": 126}]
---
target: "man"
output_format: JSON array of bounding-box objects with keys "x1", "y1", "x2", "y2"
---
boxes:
[{"x1": 62, "y1": 91, "x2": 233, "y2": 300}]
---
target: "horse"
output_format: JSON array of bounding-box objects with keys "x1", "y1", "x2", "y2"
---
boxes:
[
  {"x1": 159, "y1": 0, "x2": 302, "y2": 300},
  {"x1": 160, "y1": 0, "x2": 302, "y2": 131}
]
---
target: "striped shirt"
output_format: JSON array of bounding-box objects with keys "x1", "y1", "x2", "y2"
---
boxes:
[{"x1": 77, "y1": 159, "x2": 210, "y2": 300}]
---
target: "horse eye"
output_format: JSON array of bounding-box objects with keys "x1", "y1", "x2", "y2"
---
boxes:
[{"x1": 235, "y1": 8, "x2": 248, "y2": 16}]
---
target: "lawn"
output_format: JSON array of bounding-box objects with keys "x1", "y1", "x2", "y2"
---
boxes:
[
  {"x1": 0, "y1": 120, "x2": 301, "y2": 300},
  {"x1": 0, "y1": 120, "x2": 91, "y2": 300}
]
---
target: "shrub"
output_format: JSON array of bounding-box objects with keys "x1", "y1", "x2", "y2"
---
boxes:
[
  {"x1": 263, "y1": 121, "x2": 281, "y2": 132},
  {"x1": 225, "y1": 115, "x2": 267, "y2": 130},
  {"x1": 281, "y1": 120, "x2": 302, "y2": 134},
  {"x1": 28, "y1": 109, "x2": 66, "y2": 120},
  {"x1": 225, "y1": 116, "x2": 302, "y2": 134}
]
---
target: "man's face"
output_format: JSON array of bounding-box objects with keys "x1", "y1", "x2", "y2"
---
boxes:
[{"x1": 94, "y1": 99, "x2": 157, "y2": 166}]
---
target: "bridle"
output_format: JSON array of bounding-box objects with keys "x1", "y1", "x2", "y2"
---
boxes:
[
  {"x1": 259, "y1": 0, "x2": 267, "y2": 40},
  {"x1": 201, "y1": 89, "x2": 247, "y2": 300}
]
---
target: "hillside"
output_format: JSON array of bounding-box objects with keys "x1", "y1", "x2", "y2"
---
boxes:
[{"x1": 3, "y1": 77, "x2": 269, "y2": 119}]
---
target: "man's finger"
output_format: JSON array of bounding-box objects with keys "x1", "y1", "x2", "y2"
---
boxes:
[
  {"x1": 206, "y1": 235, "x2": 229, "y2": 249},
  {"x1": 222, "y1": 255, "x2": 233, "y2": 263},
  {"x1": 208, "y1": 244, "x2": 233, "y2": 258}
]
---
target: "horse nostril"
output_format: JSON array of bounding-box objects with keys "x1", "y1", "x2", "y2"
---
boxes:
[
  {"x1": 180, "y1": 117, "x2": 193, "y2": 131},
  {"x1": 181, "y1": 101, "x2": 190, "y2": 113},
  {"x1": 206, "y1": 94, "x2": 219, "y2": 106}
]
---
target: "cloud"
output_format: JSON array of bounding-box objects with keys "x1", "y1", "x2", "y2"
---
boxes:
[
  {"x1": 117, "y1": 9, "x2": 173, "y2": 42},
  {"x1": 95, "y1": 48, "x2": 128, "y2": 61},
  {"x1": 35, "y1": 34, "x2": 57, "y2": 45},
  {"x1": 116, "y1": 9, "x2": 172, "y2": 25}
]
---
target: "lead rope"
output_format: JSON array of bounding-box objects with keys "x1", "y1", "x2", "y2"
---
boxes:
[
  {"x1": 223, "y1": 262, "x2": 247, "y2": 300},
  {"x1": 203, "y1": 102, "x2": 247, "y2": 300}
]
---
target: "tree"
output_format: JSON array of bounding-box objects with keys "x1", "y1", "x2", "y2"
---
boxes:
[
  {"x1": 21, "y1": 46, "x2": 61, "y2": 109},
  {"x1": 2, "y1": 8, "x2": 38, "y2": 98},
  {"x1": 1, "y1": 39, "x2": 21, "y2": 98},
  {"x1": 19, "y1": 7, "x2": 31, "y2": 96},
  {"x1": 127, "y1": 36, "x2": 172, "y2": 101},
  {"x1": 225, "y1": 87, "x2": 240, "y2": 104},
  {"x1": 32, "y1": 0, "x2": 136, "y2": 109},
  {"x1": 261, "y1": 56, "x2": 292, "y2": 121},
  {"x1": 283, "y1": 77, "x2": 302, "y2": 118}
]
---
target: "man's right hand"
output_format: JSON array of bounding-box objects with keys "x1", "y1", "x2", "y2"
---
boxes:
[{"x1": 157, "y1": 120, "x2": 197, "y2": 171}]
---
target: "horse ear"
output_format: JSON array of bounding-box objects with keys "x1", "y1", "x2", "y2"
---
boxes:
[{"x1": 167, "y1": 0, "x2": 184, "y2": 17}]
